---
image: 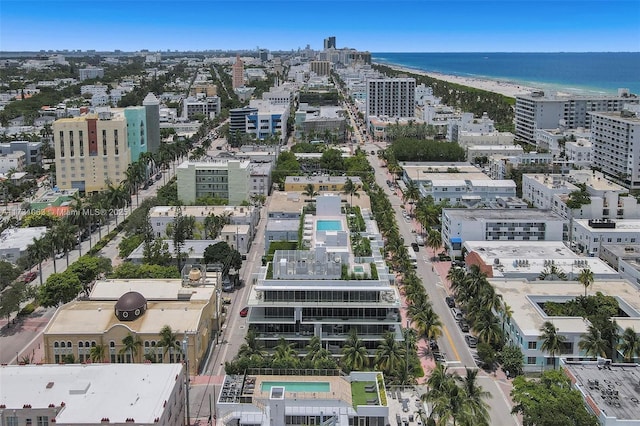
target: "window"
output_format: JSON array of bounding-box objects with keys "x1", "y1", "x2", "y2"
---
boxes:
[
  {"x1": 528, "y1": 341, "x2": 537, "y2": 350},
  {"x1": 37, "y1": 416, "x2": 49, "y2": 426},
  {"x1": 79, "y1": 130, "x2": 84, "y2": 156},
  {"x1": 59, "y1": 131, "x2": 65, "y2": 157},
  {"x1": 7, "y1": 417, "x2": 18, "y2": 426},
  {"x1": 102, "y1": 129, "x2": 107, "y2": 155},
  {"x1": 26, "y1": 419, "x2": 32, "y2": 426}
]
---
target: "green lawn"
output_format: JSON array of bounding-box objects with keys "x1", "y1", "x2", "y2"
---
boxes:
[{"x1": 351, "y1": 381, "x2": 378, "y2": 407}]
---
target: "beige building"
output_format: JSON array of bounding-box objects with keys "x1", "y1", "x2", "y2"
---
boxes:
[
  {"x1": 176, "y1": 159, "x2": 250, "y2": 205},
  {"x1": 42, "y1": 273, "x2": 223, "y2": 375},
  {"x1": 53, "y1": 112, "x2": 131, "y2": 193}
]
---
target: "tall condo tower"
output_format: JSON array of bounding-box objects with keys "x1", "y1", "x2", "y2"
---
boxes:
[{"x1": 143, "y1": 92, "x2": 160, "y2": 154}]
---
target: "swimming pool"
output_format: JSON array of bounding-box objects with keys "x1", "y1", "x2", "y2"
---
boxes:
[
  {"x1": 316, "y1": 220, "x2": 342, "y2": 231},
  {"x1": 261, "y1": 381, "x2": 331, "y2": 393},
  {"x1": 353, "y1": 265, "x2": 365, "y2": 273}
]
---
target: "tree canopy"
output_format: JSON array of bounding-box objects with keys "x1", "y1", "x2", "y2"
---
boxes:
[
  {"x1": 203, "y1": 241, "x2": 242, "y2": 272},
  {"x1": 389, "y1": 138, "x2": 465, "y2": 162}
]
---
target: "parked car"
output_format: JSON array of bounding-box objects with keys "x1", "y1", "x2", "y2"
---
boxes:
[
  {"x1": 155, "y1": 173, "x2": 162, "y2": 180},
  {"x1": 411, "y1": 242, "x2": 419, "y2": 252},
  {"x1": 23, "y1": 271, "x2": 37, "y2": 283},
  {"x1": 429, "y1": 339, "x2": 439, "y2": 352},
  {"x1": 239, "y1": 306, "x2": 249, "y2": 317},
  {"x1": 415, "y1": 235, "x2": 425, "y2": 246},
  {"x1": 458, "y1": 319, "x2": 470, "y2": 332},
  {"x1": 55, "y1": 251, "x2": 65, "y2": 259},
  {"x1": 222, "y1": 297, "x2": 232, "y2": 305},
  {"x1": 445, "y1": 296, "x2": 456, "y2": 308},
  {"x1": 465, "y1": 335, "x2": 478, "y2": 348},
  {"x1": 451, "y1": 307, "x2": 464, "y2": 321}
]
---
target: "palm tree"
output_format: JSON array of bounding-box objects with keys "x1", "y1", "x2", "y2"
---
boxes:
[
  {"x1": 55, "y1": 220, "x2": 78, "y2": 268},
  {"x1": 472, "y1": 311, "x2": 503, "y2": 346},
  {"x1": 302, "y1": 183, "x2": 318, "y2": 200},
  {"x1": 89, "y1": 344, "x2": 106, "y2": 363},
  {"x1": 539, "y1": 321, "x2": 566, "y2": 369},
  {"x1": 158, "y1": 325, "x2": 182, "y2": 362},
  {"x1": 538, "y1": 264, "x2": 568, "y2": 281},
  {"x1": 579, "y1": 324, "x2": 608, "y2": 358},
  {"x1": 105, "y1": 182, "x2": 130, "y2": 224},
  {"x1": 619, "y1": 327, "x2": 640, "y2": 362},
  {"x1": 27, "y1": 236, "x2": 48, "y2": 286},
  {"x1": 123, "y1": 161, "x2": 145, "y2": 207},
  {"x1": 342, "y1": 178, "x2": 360, "y2": 207},
  {"x1": 237, "y1": 329, "x2": 266, "y2": 360},
  {"x1": 457, "y1": 368, "x2": 491, "y2": 426},
  {"x1": 68, "y1": 193, "x2": 91, "y2": 255},
  {"x1": 402, "y1": 180, "x2": 421, "y2": 212},
  {"x1": 426, "y1": 229, "x2": 442, "y2": 260},
  {"x1": 374, "y1": 331, "x2": 405, "y2": 376},
  {"x1": 273, "y1": 337, "x2": 298, "y2": 363},
  {"x1": 578, "y1": 268, "x2": 594, "y2": 297},
  {"x1": 305, "y1": 335, "x2": 322, "y2": 361},
  {"x1": 120, "y1": 332, "x2": 142, "y2": 363},
  {"x1": 341, "y1": 329, "x2": 369, "y2": 372}
]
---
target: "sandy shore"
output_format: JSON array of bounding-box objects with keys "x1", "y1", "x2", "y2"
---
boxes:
[{"x1": 381, "y1": 64, "x2": 541, "y2": 98}]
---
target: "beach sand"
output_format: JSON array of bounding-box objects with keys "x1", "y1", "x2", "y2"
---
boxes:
[{"x1": 382, "y1": 64, "x2": 541, "y2": 98}]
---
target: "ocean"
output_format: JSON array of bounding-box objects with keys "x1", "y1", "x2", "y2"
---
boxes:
[{"x1": 372, "y1": 52, "x2": 640, "y2": 96}]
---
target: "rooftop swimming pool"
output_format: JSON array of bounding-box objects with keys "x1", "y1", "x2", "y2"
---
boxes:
[
  {"x1": 316, "y1": 220, "x2": 342, "y2": 231},
  {"x1": 261, "y1": 381, "x2": 331, "y2": 393}
]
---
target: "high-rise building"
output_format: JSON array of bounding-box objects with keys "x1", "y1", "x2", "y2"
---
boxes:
[
  {"x1": 590, "y1": 107, "x2": 640, "y2": 189},
  {"x1": 309, "y1": 60, "x2": 331, "y2": 76},
  {"x1": 366, "y1": 78, "x2": 416, "y2": 120},
  {"x1": 323, "y1": 36, "x2": 336, "y2": 49},
  {"x1": 142, "y1": 92, "x2": 160, "y2": 154},
  {"x1": 52, "y1": 110, "x2": 138, "y2": 193},
  {"x1": 123, "y1": 106, "x2": 147, "y2": 162},
  {"x1": 232, "y1": 55, "x2": 244, "y2": 89},
  {"x1": 514, "y1": 90, "x2": 638, "y2": 144}
]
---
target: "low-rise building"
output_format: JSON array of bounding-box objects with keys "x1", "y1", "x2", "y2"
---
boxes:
[
  {"x1": 181, "y1": 95, "x2": 221, "y2": 120},
  {"x1": 562, "y1": 360, "x2": 640, "y2": 426},
  {"x1": 0, "y1": 151, "x2": 25, "y2": 173},
  {"x1": 0, "y1": 141, "x2": 42, "y2": 166},
  {"x1": 43, "y1": 275, "x2": 222, "y2": 375},
  {"x1": 600, "y1": 244, "x2": 640, "y2": 289},
  {"x1": 0, "y1": 226, "x2": 48, "y2": 263},
  {"x1": 148, "y1": 205, "x2": 259, "y2": 240},
  {"x1": 217, "y1": 371, "x2": 389, "y2": 425},
  {"x1": 466, "y1": 145, "x2": 524, "y2": 163},
  {"x1": 491, "y1": 278, "x2": 640, "y2": 372},
  {"x1": 463, "y1": 240, "x2": 619, "y2": 280},
  {"x1": 176, "y1": 159, "x2": 250, "y2": 205},
  {"x1": 284, "y1": 175, "x2": 363, "y2": 193},
  {"x1": 565, "y1": 139, "x2": 592, "y2": 168},
  {"x1": 0, "y1": 363, "x2": 185, "y2": 426},
  {"x1": 572, "y1": 219, "x2": 640, "y2": 256},
  {"x1": 442, "y1": 208, "x2": 565, "y2": 257}
]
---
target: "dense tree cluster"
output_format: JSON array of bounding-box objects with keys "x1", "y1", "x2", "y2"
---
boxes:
[{"x1": 388, "y1": 138, "x2": 466, "y2": 162}]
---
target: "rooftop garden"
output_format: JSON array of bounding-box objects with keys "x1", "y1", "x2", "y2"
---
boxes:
[{"x1": 351, "y1": 381, "x2": 380, "y2": 407}]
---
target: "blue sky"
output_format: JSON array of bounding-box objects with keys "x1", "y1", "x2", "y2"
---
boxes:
[{"x1": 1, "y1": 0, "x2": 639, "y2": 52}]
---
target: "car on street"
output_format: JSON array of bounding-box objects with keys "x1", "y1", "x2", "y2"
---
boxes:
[
  {"x1": 429, "y1": 339, "x2": 439, "y2": 352},
  {"x1": 433, "y1": 352, "x2": 446, "y2": 363},
  {"x1": 155, "y1": 173, "x2": 162, "y2": 180},
  {"x1": 458, "y1": 319, "x2": 470, "y2": 332},
  {"x1": 445, "y1": 296, "x2": 455, "y2": 308},
  {"x1": 222, "y1": 297, "x2": 232, "y2": 305},
  {"x1": 411, "y1": 242, "x2": 419, "y2": 252},
  {"x1": 239, "y1": 306, "x2": 249, "y2": 317},
  {"x1": 23, "y1": 271, "x2": 37, "y2": 283},
  {"x1": 55, "y1": 252, "x2": 65, "y2": 259},
  {"x1": 465, "y1": 335, "x2": 478, "y2": 348},
  {"x1": 415, "y1": 235, "x2": 425, "y2": 246}
]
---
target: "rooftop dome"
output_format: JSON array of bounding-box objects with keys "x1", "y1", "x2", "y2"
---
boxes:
[{"x1": 114, "y1": 291, "x2": 147, "y2": 322}]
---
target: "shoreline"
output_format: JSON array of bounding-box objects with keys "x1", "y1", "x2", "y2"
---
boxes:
[{"x1": 378, "y1": 63, "x2": 540, "y2": 98}]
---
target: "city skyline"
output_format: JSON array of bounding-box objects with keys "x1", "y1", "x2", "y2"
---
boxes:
[{"x1": 1, "y1": 0, "x2": 639, "y2": 53}]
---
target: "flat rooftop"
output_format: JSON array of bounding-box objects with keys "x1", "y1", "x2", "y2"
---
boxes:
[
  {"x1": 44, "y1": 299, "x2": 206, "y2": 335},
  {"x1": 444, "y1": 208, "x2": 565, "y2": 222},
  {"x1": 402, "y1": 162, "x2": 482, "y2": 175},
  {"x1": 89, "y1": 279, "x2": 217, "y2": 302},
  {"x1": 465, "y1": 241, "x2": 618, "y2": 277},
  {"x1": 576, "y1": 219, "x2": 640, "y2": 232},
  {"x1": 416, "y1": 173, "x2": 491, "y2": 183},
  {"x1": 0, "y1": 226, "x2": 48, "y2": 251},
  {"x1": 564, "y1": 361, "x2": 640, "y2": 422},
  {"x1": 489, "y1": 278, "x2": 640, "y2": 336},
  {"x1": 0, "y1": 364, "x2": 183, "y2": 423},
  {"x1": 268, "y1": 191, "x2": 305, "y2": 214},
  {"x1": 285, "y1": 175, "x2": 363, "y2": 186},
  {"x1": 149, "y1": 205, "x2": 256, "y2": 218}
]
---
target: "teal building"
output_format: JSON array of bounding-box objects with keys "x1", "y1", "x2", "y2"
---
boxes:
[{"x1": 124, "y1": 106, "x2": 147, "y2": 162}]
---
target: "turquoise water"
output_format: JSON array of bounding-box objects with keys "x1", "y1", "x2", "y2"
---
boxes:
[
  {"x1": 353, "y1": 265, "x2": 364, "y2": 273},
  {"x1": 372, "y1": 52, "x2": 640, "y2": 95},
  {"x1": 317, "y1": 220, "x2": 342, "y2": 231},
  {"x1": 261, "y1": 381, "x2": 330, "y2": 392}
]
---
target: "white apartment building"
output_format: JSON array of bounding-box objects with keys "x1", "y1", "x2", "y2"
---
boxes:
[
  {"x1": 447, "y1": 112, "x2": 494, "y2": 142},
  {"x1": 80, "y1": 84, "x2": 108, "y2": 95},
  {"x1": 487, "y1": 152, "x2": 554, "y2": 180},
  {"x1": 366, "y1": 78, "x2": 416, "y2": 120},
  {"x1": 182, "y1": 95, "x2": 221, "y2": 120},
  {"x1": 572, "y1": 219, "x2": 640, "y2": 256},
  {"x1": 534, "y1": 127, "x2": 591, "y2": 158},
  {"x1": 590, "y1": 106, "x2": 640, "y2": 190},
  {"x1": 0, "y1": 151, "x2": 25, "y2": 173},
  {"x1": 421, "y1": 104, "x2": 461, "y2": 134},
  {"x1": 0, "y1": 227, "x2": 48, "y2": 264},
  {"x1": 515, "y1": 90, "x2": 638, "y2": 144},
  {"x1": 415, "y1": 83, "x2": 440, "y2": 106},
  {"x1": 458, "y1": 131, "x2": 515, "y2": 148},
  {"x1": 78, "y1": 67, "x2": 104, "y2": 81},
  {"x1": 467, "y1": 145, "x2": 524, "y2": 162},
  {"x1": 442, "y1": 208, "x2": 565, "y2": 257},
  {"x1": 600, "y1": 244, "x2": 640, "y2": 288},
  {"x1": 565, "y1": 139, "x2": 592, "y2": 167},
  {"x1": 246, "y1": 195, "x2": 401, "y2": 355},
  {"x1": 176, "y1": 159, "x2": 250, "y2": 205},
  {"x1": 148, "y1": 205, "x2": 260, "y2": 239},
  {"x1": 0, "y1": 364, "x2": 185, "y2": 426},
  {"x1": 491, "y1": 278, "x2": 640, "y2": 372},
  {"x1": 522, "y1": 171, "x2": 640, "y2": 221}
]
